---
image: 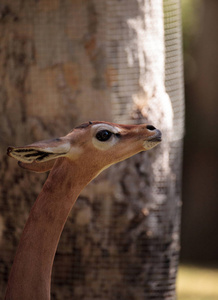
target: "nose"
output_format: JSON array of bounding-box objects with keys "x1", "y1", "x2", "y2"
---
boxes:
[
  {"x1": 146, "y1": 125, "x2": 156, "y2": 131},
  {"x1": 154, "y1": 129, "x2": 162, "y2": 141},
  {"x1": 146, "y1": 125, "x2": 162, "y2": 142}
]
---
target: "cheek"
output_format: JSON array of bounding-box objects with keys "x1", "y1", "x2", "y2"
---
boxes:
[{"x1": 108, "y1": 142, "x2": 143, "y2": 162}]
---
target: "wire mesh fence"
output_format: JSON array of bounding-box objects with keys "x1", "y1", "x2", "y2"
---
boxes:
[{"x1": 0, "y1": 0, "x2": 184, "y2": 299}]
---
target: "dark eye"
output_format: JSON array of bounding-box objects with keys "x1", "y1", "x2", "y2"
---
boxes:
[{"x1": 96, "y1": 130, "x2": 113, "y2": 142}]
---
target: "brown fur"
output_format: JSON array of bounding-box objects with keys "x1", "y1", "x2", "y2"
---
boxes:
[{"x1": 5, "y1": 121, "x2": 161, "y2": 300}]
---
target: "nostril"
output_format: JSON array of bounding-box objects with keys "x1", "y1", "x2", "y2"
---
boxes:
[{"x1": 146, "y1": 125, "x2": 156, "y2": 131}]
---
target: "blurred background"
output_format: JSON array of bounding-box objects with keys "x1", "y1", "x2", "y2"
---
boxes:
[
  {"x1": 178, "y1": 0, "x2": 218, "y2": 299},
  {"x1": 181, "y1": 0, "x2": 218, "y2": 266}
]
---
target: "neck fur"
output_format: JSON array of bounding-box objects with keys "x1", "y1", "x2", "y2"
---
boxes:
[{"x1": 5, "y1": 158, "x2": 95, "y2": 300}]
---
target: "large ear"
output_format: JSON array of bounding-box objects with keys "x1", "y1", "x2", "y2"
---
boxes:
[{"x1": 7, "y1": 137, "x2": 71, "y2": 173}]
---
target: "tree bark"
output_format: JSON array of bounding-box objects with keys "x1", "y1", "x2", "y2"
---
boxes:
[{"x1": 0, "y1": 1, "x2": 182, "y2": 299}]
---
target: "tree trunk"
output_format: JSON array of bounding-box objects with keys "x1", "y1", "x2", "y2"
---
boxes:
[{"x1": 0, "y1": 1, "x2": 183, "y2": 299}]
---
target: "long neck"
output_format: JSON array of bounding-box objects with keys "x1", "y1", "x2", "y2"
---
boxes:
[{"x1": 5, "y1": 158, "x2": 95, "y2": 300}]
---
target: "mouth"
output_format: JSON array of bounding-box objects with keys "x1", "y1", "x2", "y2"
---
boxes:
[
  {"x1": 147, "y1": 129, "x2": 162, "y2": 142},
  {"x1": 149, "y1": 136, "x2": 162, "y2": 142}
]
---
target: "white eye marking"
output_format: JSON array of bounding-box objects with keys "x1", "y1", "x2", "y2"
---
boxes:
[
  {"x1": 91, "y1": 124, "x2": 121, "y2": 150},
  {"x1": 92, "y1": 124, "x2": 120, "y2": 134}
]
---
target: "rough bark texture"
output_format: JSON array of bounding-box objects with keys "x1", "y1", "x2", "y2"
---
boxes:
[{"x1": 0, "y1": 1, "x2": 182, "y2": 299}]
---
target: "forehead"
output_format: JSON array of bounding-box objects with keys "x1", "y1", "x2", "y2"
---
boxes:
[
  {"x1": 74, "y1": 121, "x2": 121, "y2": 132},
  {"x1": 72, "y1": 121, "x2": 143, "y2": 137}
]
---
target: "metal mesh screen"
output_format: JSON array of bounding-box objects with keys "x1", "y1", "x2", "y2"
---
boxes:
[
  {"x1": 0, "y1": 0, "x2": 184, "y2": 299},
  {"x1": 164, "y1": 0, "x2": 184, "y2": 223},
  {"x1": 106, "y1": 1, "x2": 184, "y2": 298},
  {"x1": 164, "y1": 0, "x2": 184, "y2": 141},
  {"x1": 106, "y1": 0, "x2": 140, "y2": 124},
  {"x1": 107, "y1": 0, "x2": 184, "y2": 133}
]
